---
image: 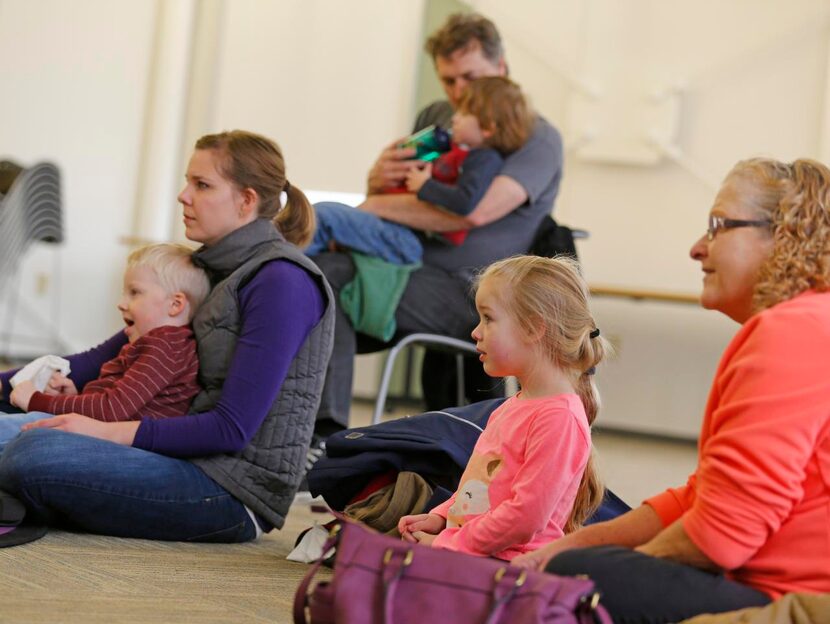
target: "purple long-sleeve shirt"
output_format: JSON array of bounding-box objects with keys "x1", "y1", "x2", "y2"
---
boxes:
[{"x1": 1, "y1": 260, "x2": 324, "y2": 457}]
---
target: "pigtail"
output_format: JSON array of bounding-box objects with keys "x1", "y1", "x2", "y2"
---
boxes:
[
  {"x1": 565, "y1": 330, "x2": 609, "y2": 532},
  {"x1": 565, "y1": 450, "x2": 603, "y2": 533},
  {"x1": 274, "y1": 182, "x2": 316, "y2": 248}
]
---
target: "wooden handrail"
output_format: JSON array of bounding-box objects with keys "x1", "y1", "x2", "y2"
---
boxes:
[{"x1": 590, "y1": 284, "x2": 700, "y2": 305}]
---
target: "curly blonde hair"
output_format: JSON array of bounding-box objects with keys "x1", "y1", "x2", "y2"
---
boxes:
[{"x1": 725, "y1": 158, "x2": 830, "y2": 313}]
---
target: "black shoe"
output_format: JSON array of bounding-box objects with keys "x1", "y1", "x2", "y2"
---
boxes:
[
  {"x1": 0, "y1": 490, "x2": 47, "y2": 547},
  {"x1": 0, "y1": 490, "x2": 25, "y2": 527}
]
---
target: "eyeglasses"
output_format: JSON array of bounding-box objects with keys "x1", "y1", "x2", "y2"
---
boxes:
[{"x1": 707, "y1": 215, "x2": 771, "y2": 241}]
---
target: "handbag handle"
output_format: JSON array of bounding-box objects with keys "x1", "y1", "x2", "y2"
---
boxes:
[
  {"x1": 292, "y1": 526, "x2": 341, "y2": 624},
  {"x1": 483, "y1": 566, "x2": 527, "y2": 624},
  {"x1": 380, "y1": 546, "x2": 414, "y2": 624}
]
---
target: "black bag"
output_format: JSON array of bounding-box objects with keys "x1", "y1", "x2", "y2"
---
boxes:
[{"x1": 529, "y1": 215, "x2": 579, "y2": 261}]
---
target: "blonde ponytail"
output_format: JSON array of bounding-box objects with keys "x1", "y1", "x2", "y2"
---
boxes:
[{"x1": 565, "y1": 449, "x2": 604, "y2": 533}]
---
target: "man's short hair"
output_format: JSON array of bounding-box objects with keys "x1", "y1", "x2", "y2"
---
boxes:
[
  {"x1": 127, "y1": 243, "x2": 210, "y2": 321},
  {"x1": 424, "y1": 12, "x2": 503, "y2": 65}
]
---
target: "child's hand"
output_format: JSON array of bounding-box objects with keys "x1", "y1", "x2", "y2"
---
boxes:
[
  {"x1": 411, "y1": 531, "x2": 437, "y2": 546},
  {"x1": 405, "y1": 163, "x2": 433, "y2": 192},
  {"x1": 10, "y1": 380, "x2": 36, "y2": 411},
  {"x1": 398, "y1": 513, "x2": 445, "y2": 543},
  {"x1": 44, "y1": 372, "x2": 77, "y2": 396}
]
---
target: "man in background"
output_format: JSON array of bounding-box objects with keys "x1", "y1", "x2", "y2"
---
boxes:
[{"x1": 311, "y1": 12, "x2": 564, "y2": 439}]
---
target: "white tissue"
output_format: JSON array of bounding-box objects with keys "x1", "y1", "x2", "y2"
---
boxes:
[
  {"x1": 9, "y1": 355, "x2": 71, "y2": 392},
  {"x1": 286, "y1": 524, "x2": 334, "y2": 563}
]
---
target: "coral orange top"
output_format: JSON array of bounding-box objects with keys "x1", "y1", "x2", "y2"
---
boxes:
[{"x1": 646, "y1": 290, "x2": 830, "y2": 598}]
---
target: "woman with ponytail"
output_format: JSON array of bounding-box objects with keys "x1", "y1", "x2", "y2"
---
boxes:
[
  {"x1": 515, "y1": 158, "x2": 830, "y2": 623},
  {"x1": 0, "y1": 130, "x2": 334, "y2": 543},
  {"x1": 398, "y1": 255, "x2": 608, "y2": 558}
]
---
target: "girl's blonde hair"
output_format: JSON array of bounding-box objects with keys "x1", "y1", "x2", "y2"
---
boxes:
[
  {"x1": 476, "y1": 255, "x2": 608, "y2": 532},
  {"x1": 724, "y1": 158, "x2": 830, "y2": 313},
  {"x1": 457, "y1": 77, "x2": 535, "y2": 154},
  {"x1": 127, "y1": 243, "x2": 210, "y2": 321},
  {"x1": 194, "y1": 130, "x2": 315, "y2": 247}
]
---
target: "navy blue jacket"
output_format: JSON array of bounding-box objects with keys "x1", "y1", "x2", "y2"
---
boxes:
[{"x1": 309, "y1": 398, "x2": 630, "y2": 522}]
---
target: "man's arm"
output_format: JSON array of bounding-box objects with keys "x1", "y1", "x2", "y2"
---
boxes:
[{"x1": 360, "y1": 175, "x2": 527, "y2": 232}]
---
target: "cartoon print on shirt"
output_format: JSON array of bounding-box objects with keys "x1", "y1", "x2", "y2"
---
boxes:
[{"x1": 447, "y1": 453, "x2": 503, "y2": 528}]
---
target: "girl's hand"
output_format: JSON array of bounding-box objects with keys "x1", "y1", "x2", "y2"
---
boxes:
[
  {"x1": 405, "y1": 163, "x2": 433, "y2": 192},
  {"x1": 44, "y1": 372, "x2": 78, "y2": 396},
  {"x1": 411, "y1": 531, "x2": 437, "y2": 546},
  {"x1": 21, "y1": 414, "x2": 139, "y2": 446},
  {"x1": 398, "y1": 513, "x2": 445, "y2": 543},
  {"x1": 9, "y1": 380, "x2": 35, "y2": 410}
]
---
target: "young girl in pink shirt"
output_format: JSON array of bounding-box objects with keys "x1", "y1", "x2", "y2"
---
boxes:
[{"x1": 398, "y1": 255, "x2": 609, "y2": 559}]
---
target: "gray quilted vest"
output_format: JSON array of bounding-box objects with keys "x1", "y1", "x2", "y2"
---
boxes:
[{"x1": 188, "y1": 218, "x2": 334, "y2": 529}]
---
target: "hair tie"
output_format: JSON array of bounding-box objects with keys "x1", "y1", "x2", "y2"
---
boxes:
[
  {"x1": 589, "y1": 327, "x2": 600, "y2": 339},
  {"x1": 283, "y1": 180, "x2": 291, "y2": 193},
  {"x1": 584, "y1": 367, "x2": 596, "y2": 376}
]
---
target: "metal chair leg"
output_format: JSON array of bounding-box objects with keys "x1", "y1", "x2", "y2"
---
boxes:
[{"x1": 372, "y1": 333, "x2": 480, "y2": 425}]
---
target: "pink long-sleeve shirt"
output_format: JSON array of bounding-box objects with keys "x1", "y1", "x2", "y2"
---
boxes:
[
  {"x1": 431, "y1": 393, "x2": 591, "y2": 560},
  {"x1": 646, "y1": 290, "x2": 830, "y2": 598}
]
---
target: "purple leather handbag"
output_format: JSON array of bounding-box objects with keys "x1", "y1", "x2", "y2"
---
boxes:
[{"x1": 293, "y1": 520, "x2": 611, "y2": 624}]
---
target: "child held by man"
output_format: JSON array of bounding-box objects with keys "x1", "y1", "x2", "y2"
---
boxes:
[
  {"x1": 0, "y1": 243, "x2": 209, "y2": 440},
  {"x1": 305, "y1": 77, "x2": 536, "y2": 265},
  {"x1": 398, "y1": 255, "x2": 609, "y2": 560}
]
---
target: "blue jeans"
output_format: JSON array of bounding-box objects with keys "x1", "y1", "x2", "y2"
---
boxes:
[
  {"x1": 0, "y1": 411, "x2": 52, "y2": 445},
  {"x1": 0, "y1": 429, "x2": 256, "y2": 542},
  {"x1": 306, "y1": 201, "x2": 423, "y2": 265}
]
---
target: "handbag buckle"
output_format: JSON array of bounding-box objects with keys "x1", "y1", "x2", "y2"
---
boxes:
[
  {"x1": 578, "y1": 591, "x2": 601, "y2": 610},
  {"x1": 383, "y1": 548, "x2": 414, "y2": 566},
  {"x1": 494, "y1": 567, "x2": 527, "y2": 587}
]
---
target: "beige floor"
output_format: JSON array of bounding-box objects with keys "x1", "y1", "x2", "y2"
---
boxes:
[{"x1": 0, "y1": 400, "x2": 698, "y2": 623}]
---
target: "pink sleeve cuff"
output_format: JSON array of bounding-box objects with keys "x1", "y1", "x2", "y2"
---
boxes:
[{"x1": 430, "y1": 498, "x2": 452, "y2": 519}]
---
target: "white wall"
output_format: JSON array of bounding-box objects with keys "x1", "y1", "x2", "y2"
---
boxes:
[
  {"x1": 0, "y1": 0, "x2": 156, "y2": 352},
  {"x1": 1, "y1": 0, "x2": 424, "y2": 353},
  {"x1": 466, "y1": 0, "x2": 830, "y2": 436},
  {"x1": 2, "y1": 0, "x2": 828, "y2": 436},
  {"x1": 193, "y1": 0, "x2": 425, "y2": 195}
]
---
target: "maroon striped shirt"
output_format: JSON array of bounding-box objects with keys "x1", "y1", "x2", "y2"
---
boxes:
[{"x1": 28, "y1": 325, "x2": 199, "y2": 422}]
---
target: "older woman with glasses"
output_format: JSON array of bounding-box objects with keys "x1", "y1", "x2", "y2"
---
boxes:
[{"x1": 514, "y1": 158, "x2": 830, "y2": 623}]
